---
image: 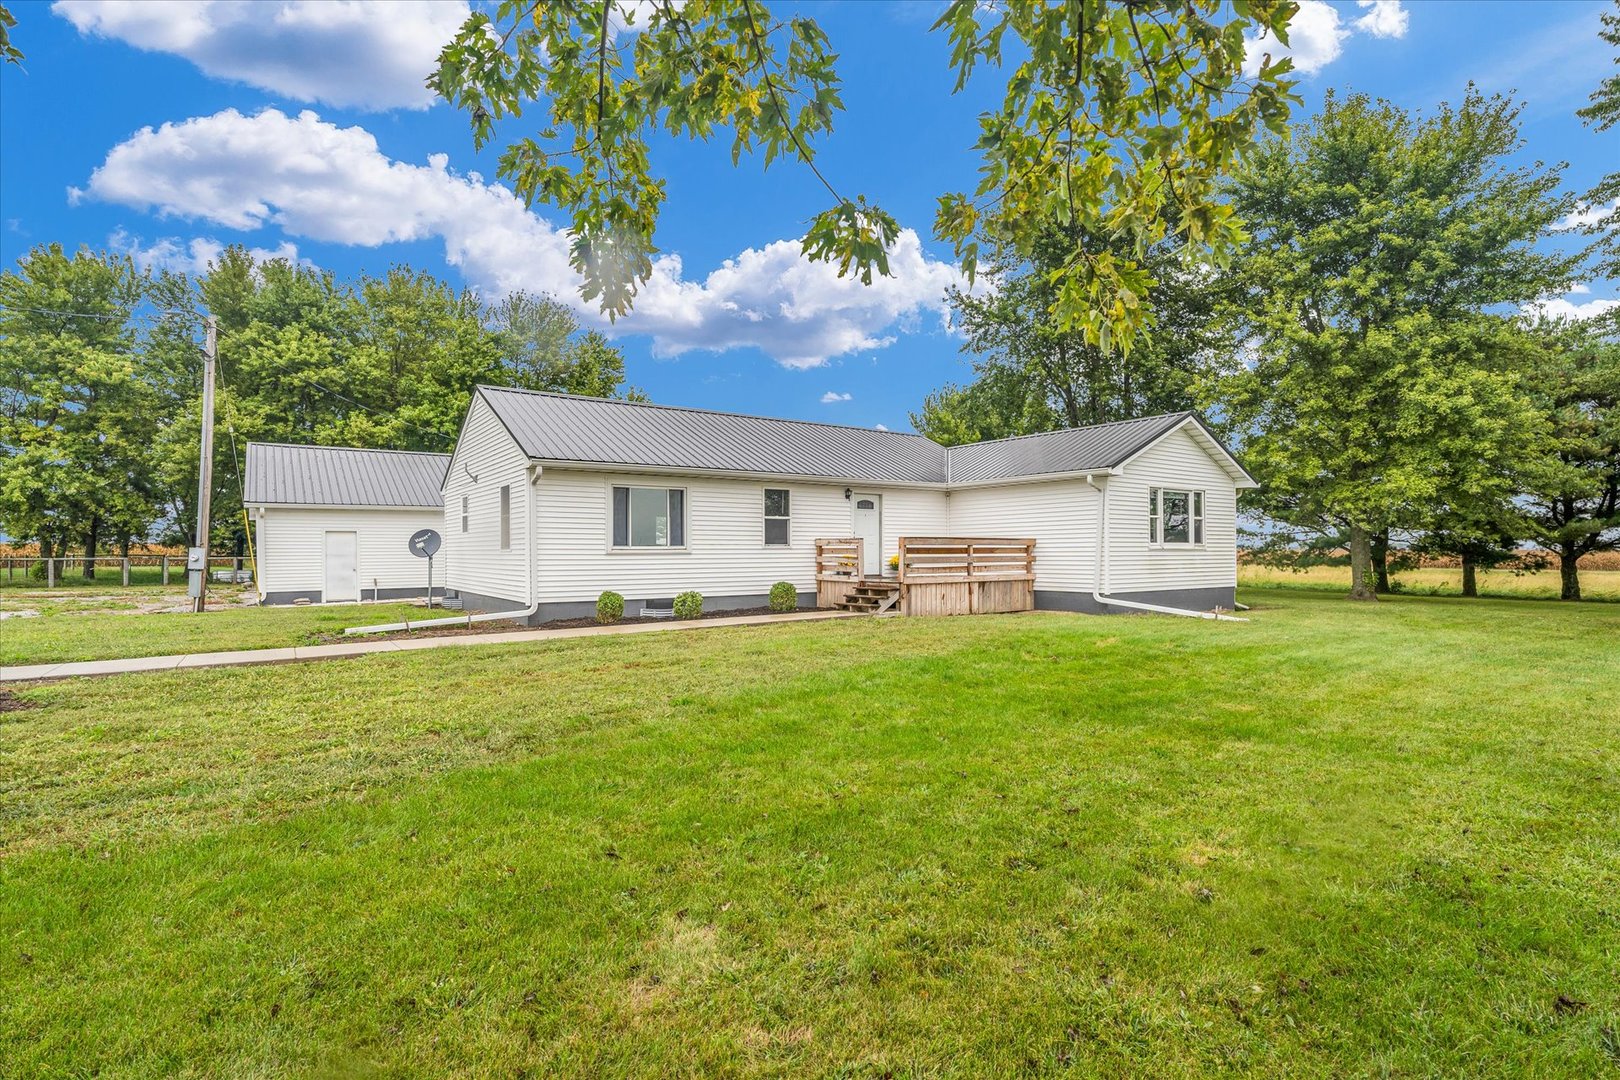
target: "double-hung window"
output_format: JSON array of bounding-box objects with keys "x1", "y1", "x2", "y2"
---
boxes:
[
  {"x1": 499, "y1": 486, "x2": 511, "y2": 550},
  {"x1": 611, "y1": 485, "x2": 686, "y2": 548},
  {"x1": 461, "y1": 494, "x2": 469, "y2": 533},
  {"x1": 1149, "y1": 488, "x2": 1204, "y2": 546},
  {"x1": 764, "y1": 488, "x2": 791, "y2": 547}
]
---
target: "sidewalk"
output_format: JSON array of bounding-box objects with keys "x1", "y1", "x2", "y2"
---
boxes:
[{"x1": 1, "y1": 609, "x2": 860, "y2": 682}]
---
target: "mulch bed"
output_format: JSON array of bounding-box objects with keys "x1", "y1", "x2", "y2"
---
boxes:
[{"x1": 324, "y1": 606, "x2": 800, "y2": 644}]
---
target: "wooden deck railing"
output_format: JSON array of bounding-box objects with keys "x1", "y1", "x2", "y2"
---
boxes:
[
  {"x1": 814, "y1": 536, "x2": 1036, "y2": 615},
  {"x1": 898, "y1": 537, "x2": 1036, "y2": 615},
  {"x1": 814, "y1": 536, "x2": 865, "y2": 609}
]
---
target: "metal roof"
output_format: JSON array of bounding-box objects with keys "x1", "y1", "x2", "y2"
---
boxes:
[
  {"x1": 244, "y1": 443, "x2": 449, "y2": 508},
  {"x1": 944, "y1": 412, "x2": 1199, "y2": 484},
  {"x1": 478, "y1": 386, "x2": 951, "y2": 484}
]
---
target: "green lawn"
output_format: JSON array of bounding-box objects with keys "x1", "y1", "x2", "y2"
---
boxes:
[
  {"x1": 2, "y1": 590, "x2": 1617, "y2": 1076},
  {"x1": 1, "y1": 600, "x2": 426, "y2": 666}
]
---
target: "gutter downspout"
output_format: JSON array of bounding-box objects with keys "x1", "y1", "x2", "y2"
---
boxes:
[
  {"x1": 343, "y1": 464, "x2": 545, "y2": 635},
  {"x1": 1080, "y1": 474, "x2": 1246, "y2": 622}
]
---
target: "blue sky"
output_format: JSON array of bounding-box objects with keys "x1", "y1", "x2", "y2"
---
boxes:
[{"x1": 1, "y1": 0, "x2": 1614, "y2": 433}]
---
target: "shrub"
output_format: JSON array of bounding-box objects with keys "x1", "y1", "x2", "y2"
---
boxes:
[
  {"x1": 768, "y1": 581, "x2": 797, "y2": 612},
  {"x1": 672, "y1": 590, "x2": 703, "y2": 620},
  {"x1": 596, "y1": 590, "x2": 625, "y2": 624}
]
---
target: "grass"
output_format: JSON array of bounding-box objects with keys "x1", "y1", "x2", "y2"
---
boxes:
[
  {"x1": 2, "y1": 590, "x2": 1617, "y2": 1076},
  {"x1": 1238, "y1": 564, "x2": 1620, "y2": 602},
  {"x1": 1, "y1": 599, "x2": 425, "y2": 666}
]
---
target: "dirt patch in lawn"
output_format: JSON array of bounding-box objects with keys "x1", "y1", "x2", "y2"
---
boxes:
[{"x1": 0, "y1": 688, "x2": 37, "y2": 713}]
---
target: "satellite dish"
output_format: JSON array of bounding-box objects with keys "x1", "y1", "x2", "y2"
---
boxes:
[{"x1": 409, "y1": 528, "x2": 442, "y2": 558}]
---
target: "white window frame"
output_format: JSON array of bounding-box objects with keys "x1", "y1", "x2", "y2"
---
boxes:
[
  {"x1": 461, "y1": 493, "x2": 469, "y2": 533},
  {"x1": 608, "y1": 483, "x2": 689, "y2": 552},
  {"x1": 763, "y1": 487, "x2": 791, "y2": 547},
  {"x1": 499, "y1": 485, "x2": 511, "y2": 550},
  {"x1": 1149, "y1": 487, "x2": 1204, "y2": 548}
]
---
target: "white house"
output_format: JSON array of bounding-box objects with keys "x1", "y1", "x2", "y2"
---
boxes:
[
  {"x1": 244, "y1": 443, "x2": 450, "y2": 604},
  {"x1": 434, "y1": 386, "x2": 1256, "y2": 621}
]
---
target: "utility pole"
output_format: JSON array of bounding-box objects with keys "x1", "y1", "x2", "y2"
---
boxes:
[{"x1": 188, "y1": 315, "x2": 217, "y2": 613}]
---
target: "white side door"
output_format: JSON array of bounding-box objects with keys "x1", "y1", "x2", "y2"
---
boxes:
[
  {"x1": 851, "y1": 493, "x2": 882, "y2": 577},
  {"x1": 324, "y1": 530, "x2": 359, "y2": 602}
]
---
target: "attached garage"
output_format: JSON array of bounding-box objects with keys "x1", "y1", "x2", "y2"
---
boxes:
[{"x1": 244, "y1": 443, "x2": 450, "y2": 605}]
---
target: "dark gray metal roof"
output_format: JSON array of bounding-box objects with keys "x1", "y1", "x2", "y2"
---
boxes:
[
  {"x1": 244, "y1": 443, "x2": 449, "y2": 508},
  {"x1": 944, "y1": 412, "x2": 1196, "y2": 484},
  {"x1": 471, "y1": 388, "x2": 1248, "y2": 488},
  {"x1": 478, "y1": 386, "x2": 950, "y2": 484}
]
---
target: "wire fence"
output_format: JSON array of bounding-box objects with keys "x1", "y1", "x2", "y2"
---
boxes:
[{"x1": 0, "y1": 555, "x2": 252, "y2": 589}]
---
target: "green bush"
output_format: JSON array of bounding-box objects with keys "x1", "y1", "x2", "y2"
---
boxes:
[
  {"x1": 672, "y1": 591, "x2": 703, "y2": 620},
  {"x1": 596, "y1": 590, "x2": 625, "y2": 624},
  {"x1": 768, "y1": 581, "x2": 798, "y2": 613}
]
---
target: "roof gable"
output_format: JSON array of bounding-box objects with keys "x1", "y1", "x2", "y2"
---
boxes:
[
  {"x1": 244, "y1": 443, "x2": 450, "y2": 508},
  {"x1": 943, "y1": 413, "x2": 1194, "y2": 484}
]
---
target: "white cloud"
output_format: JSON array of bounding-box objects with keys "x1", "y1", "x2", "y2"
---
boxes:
[
  {"x1": 1555, "y1": 199, "x2": 1618, "y2": 231},
  {"x1": 1354, "y1": 0, "x2": 1409, "y2": 39},
  {"x1": 78, "y1": 108, "x2": 964, "y2": 368},
  {"x1": 110, "y1": 228, "x2": 305, "y2": 274},
  {"x1": 52, "y1": 0, "x2": 470, "y2": 111},
  {"x1": 1532, "y1": 297, "x2": 1620, "y2": 322},
  {"x1": 820, "y1": 391, "x2": 852, "y2": 404},
  {"x1": 1244, "y1": 0, "x2": 1407, "y2": 77},
  {"x1": 874, "y1": 423, "x2": 889, "y2": 431}
]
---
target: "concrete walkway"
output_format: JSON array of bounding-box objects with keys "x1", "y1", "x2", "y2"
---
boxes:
[{"x1": 1, "y1": 609, "x2": 860, "y2": 682}]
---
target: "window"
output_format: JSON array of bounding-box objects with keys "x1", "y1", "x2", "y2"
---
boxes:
[
  {"x1": 461, "y1": 494, "x2": 469, "y2": 533},
  {"x1": 611, "y1": 485, "x2": 686, "y2": 548},
  {"x1": 764, "y1": 488, "x2": 790, "y2": 546},
  {"x1": 1150, "y1": 488, "x2": 1204, "y2": 546},
  {"x1": 499, "y1": 485, "x2": 511, "y2": 550}
]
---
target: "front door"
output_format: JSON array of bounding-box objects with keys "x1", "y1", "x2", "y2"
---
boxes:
[
  {"x1": 851, "y1": 493, "x2": 882, "y2": 577},
  {"x1": 324, "y1": 530, "x2": 359, "y2": 602}
]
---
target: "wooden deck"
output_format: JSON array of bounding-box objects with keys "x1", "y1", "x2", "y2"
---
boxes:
[{"x1": 815, "y1": 537, "x2": 1035, "y2": 616}]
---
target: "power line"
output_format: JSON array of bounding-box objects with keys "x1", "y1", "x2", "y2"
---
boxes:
[{"x1": 0, "y1": 301, "x2": 194, "y2": 322}]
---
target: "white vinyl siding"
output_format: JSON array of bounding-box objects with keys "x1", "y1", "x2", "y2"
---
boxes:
[
  {"x1": 441, "y1": 394, "x2": 533, "y2": 604},
  {"x1": 1104, "y1": 425, "x2": 1238, "y2": 594},
  {"x1": 946, "y1": 478, "x2": 1100, "y2": 592},
  {"x1": 252, "y1": 507, "x2": 444, "y2": 599},
  {"x1": 532, "y1": 470, "x2": 949, "y2": 604}
]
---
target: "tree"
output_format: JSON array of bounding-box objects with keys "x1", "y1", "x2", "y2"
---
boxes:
[
  {"x1": 0, "y1": 246, "x2": 157, "y2": 574},
  {"x1": 1, "y1": 3, "x2": 22, "y2": 66},
  {"x1": 1519, "y1": 323, "x2": 1620, "y2": 601},
  {"x1": 1216, "y1": 90, "x2": 1576, "y2": 600},
  {"x1": 913, "y1": 217, "x2": 1231, "y2": 444},
  {"x1": 1408, "y1": 505, "x2": 1536, "y2": 599},
  {"x1": 430, "y1": 0, "x2": 1299, "y2": 353},
  {"x1": 1576, "y1": 1, "x2": 1620, "y2": 280},
  {"x1": 488, "y1": 291, "x2": 641, "y2": 400}
]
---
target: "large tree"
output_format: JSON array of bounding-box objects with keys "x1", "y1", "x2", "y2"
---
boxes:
[
  {"x1": 913, "y1": 218, "x2": 1230, "y2": 445},
  {"x1": 430, "y1": 0, "x2": 1299, "y2": 353},
  {"x1": 1519, "y1": 322, "x2": 1620, "y2": 600},
  {"x1": 139, "y1": 249, "x2": 641, "y2": 549},
  {"x1": 0, "y1": 246, "x2": 157, "y2": 573},
  {"x1": 1217, "y1": 90, "x2": 1576, "y2": 599}
]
